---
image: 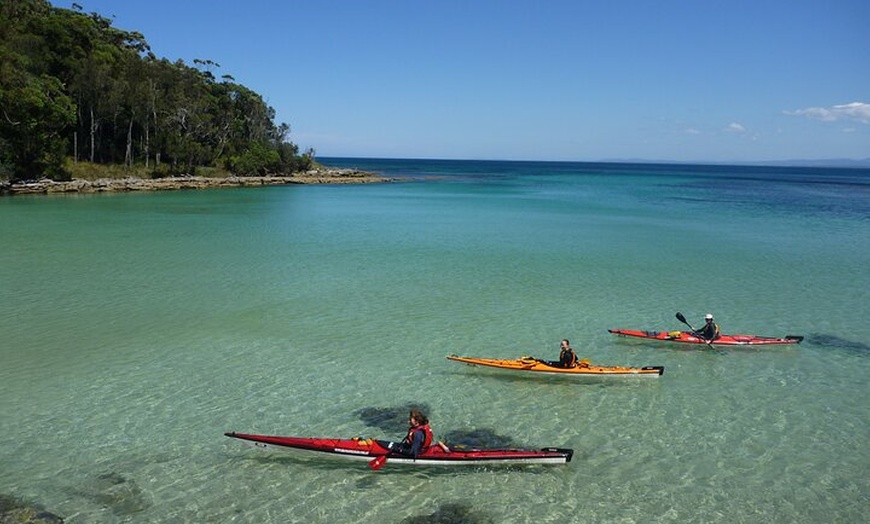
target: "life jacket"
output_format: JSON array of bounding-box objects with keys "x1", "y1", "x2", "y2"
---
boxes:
[
  {"x1": 699, "y1": 322, "x2": 720, "y2": 340},
  {"x1": 560, "y1": 348, "x2": 578, "y2": 368},
  {"x1": 404, "y1": 423, "x2": 433, "y2": 452}
]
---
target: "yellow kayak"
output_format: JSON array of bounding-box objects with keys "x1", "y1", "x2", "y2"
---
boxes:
[{"x1": 447, "y1": 354, "x2": 664, "y2": 377}]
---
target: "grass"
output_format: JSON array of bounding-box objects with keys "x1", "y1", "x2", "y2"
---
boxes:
[{"x1": 64, "y1": 160, "x2": 234, "y2": 181}]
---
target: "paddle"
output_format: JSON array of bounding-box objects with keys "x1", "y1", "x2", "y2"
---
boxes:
[
  {"x1": 368, "y1": 454, "x2": 388, "y2": 470},
  {"x1": 675, "y1": 312, "x2": 716, "y2": 348},
  {"x1": 368, "y1": 441, "x2": 393, "y2": 470}
]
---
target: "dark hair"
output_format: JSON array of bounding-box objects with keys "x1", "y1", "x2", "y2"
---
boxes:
[{"x1": 409, "y1": 409, "x2": 429, "y2": 425}]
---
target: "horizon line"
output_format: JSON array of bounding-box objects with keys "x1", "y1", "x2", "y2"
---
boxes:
[{"x1": 318, "y1": 156, "x2": 870, "y2": 169}]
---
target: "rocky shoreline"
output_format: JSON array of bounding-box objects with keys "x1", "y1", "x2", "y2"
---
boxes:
[{"x1": 0, "y1": 168, "x2": 391, "y2": 196}]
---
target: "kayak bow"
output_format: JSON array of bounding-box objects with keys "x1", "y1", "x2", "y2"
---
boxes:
[
  {"x1": 224, "y1": 432, "x2": 573, "y2": 466},
  {"x1": 608, "y1": 329, "x2": 803, "y2": 346},
  {"x1": 446, "y1": 354, "x2": 664, "y2": 376}
]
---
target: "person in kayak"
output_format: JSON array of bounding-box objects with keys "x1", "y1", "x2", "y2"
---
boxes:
[
  {"x1": 395, "y1": 409, "x2": 433, "y2": 458},
  {"x1": 553, "y1": 339, "x2": 578, "y2": 368},
  {"x1": 695, "y1": 314, "x2": 720, "y2": 341}
]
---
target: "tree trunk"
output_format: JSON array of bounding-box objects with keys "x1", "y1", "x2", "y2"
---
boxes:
[
  {"x1": 89, "y1": 106, "x2": 95, "y2": 163},
  {"x1": 125, "y1": 116, "x2": 134, "y2": 166},
  {"x1": 144, "y1": 123, "x2": 150, "y2": 169}
]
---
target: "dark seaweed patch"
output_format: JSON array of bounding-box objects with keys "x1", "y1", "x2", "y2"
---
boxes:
[
  {"x1": 67, "y1": 471, "x2": 151, "y2": 516},
  {"x1": 354, "y1": 403, "x2": 431, "y2": 432},
  {"x1": 0, "y1": 494, "x2": 64, "y2": 523},
  {"x1": 440, "y1": 428, "x2": 518, "y2": 449},
  {"x1": 806, "y1": 333, "x2": 870, "y2": 354},
  {"x1": 401, "y1": 502, "x2": 495, "y2": 524}
]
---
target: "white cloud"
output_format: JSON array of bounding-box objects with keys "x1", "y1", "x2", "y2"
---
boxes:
[
  {"x1": 785, "y1": 101, "x2": 870, "y2": 124},
  {"x1": 726, "y1": 122, "x2": 746, "y2": 133},
  {"x1": 684, "y1": 128, "x2": 701, "y2": 135}
]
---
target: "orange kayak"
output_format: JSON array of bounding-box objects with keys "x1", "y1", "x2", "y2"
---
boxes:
[{"x1": 447, "y1": 354, "x2": 664, "y2": 377}]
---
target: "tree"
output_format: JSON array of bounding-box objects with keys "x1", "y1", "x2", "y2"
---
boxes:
[
  {"x1": 0, "y1": 1, "x2": 75, "y2": 180},
  {"x1": 0, "y1": 0, "x2": 312, "y2": 180},
  {"x1": 0, "y1": 72, "x2": 75, "y2": 180}
]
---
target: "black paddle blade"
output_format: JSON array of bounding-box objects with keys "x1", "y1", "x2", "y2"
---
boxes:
[{"x1": 675, "y1": 312, "x2": 687, "y2": 323}]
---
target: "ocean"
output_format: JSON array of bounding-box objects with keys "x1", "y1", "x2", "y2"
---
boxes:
[{"x1": 1, "y1": 159, "x2": 868, "y2": 523}]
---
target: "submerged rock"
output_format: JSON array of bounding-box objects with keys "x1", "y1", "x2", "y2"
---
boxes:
[
  {"x1": 68, "y1": 471, "x2": 151, "y2": 516},
  {"x1": 0, "y1": 494, "x2": 64, "y2": 524}
]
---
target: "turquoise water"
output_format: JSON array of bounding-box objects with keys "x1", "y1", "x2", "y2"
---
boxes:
[{"x1": 1, "y1": 159, "x2": 868, "y2": 523}]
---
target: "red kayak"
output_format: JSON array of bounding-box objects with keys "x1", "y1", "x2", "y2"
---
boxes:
[
  {"x1": 608, "y1": 328, "x2": 803, "y2": 346},
  {"x1": 225, "y1": 432, "x2": 573, "y2": 467}
]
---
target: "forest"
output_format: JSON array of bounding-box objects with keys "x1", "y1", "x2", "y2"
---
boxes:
[{"x1": 0, "y1": 0, "x2": 315, "y2": 182}]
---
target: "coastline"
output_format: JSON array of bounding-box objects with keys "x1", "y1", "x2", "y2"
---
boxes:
[{"x1": 0, "y1": 168, "x2": 391, "y2": 196}]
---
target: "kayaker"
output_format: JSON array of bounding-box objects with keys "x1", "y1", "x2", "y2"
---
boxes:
[
  {"x1": 396, "y1": 409, "x2": 433, "y2": 458},
  {"x1": 696, "y1": 314, "x2": 720, "y2": 341},
  {"x1": 557, "y1": 339, "x2": 578, "y2": 368}
]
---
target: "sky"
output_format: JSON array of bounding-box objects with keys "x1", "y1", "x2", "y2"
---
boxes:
[{"x1": 54, "y1": 0, "x2": 869, "y2": 163}]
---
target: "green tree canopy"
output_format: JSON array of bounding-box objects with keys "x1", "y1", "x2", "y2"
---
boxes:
[{"x1": 0, "y1": 0, "x2": 313, "y2": 181}]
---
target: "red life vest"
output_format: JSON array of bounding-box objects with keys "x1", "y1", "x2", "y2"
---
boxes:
[{"x1": 405, "y1": 423, "x2": 433, "y2": 452}]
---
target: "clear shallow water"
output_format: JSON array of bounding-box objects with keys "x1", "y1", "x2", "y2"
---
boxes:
[{"x1": 1, "y1": 159, "x2": 868, "y2": 523}]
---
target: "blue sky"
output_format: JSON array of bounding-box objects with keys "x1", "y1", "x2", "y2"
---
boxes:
[{"x1": 55, "y1": 1, "x2": 869, "y2": 163}]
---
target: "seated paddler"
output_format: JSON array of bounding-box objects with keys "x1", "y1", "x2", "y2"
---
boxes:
[
  {"x1": 696, "y1": 314, "x2": 720, "y2": 342},
  {"x1": 549, "y1": 339, "x2": 577, "y2": 368},
  {"x1": 394, "y1": 409, "x2": 433, "y2": 458}
]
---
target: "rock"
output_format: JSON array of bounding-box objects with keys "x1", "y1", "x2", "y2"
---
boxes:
[
  {"x1": 73, "y1": 472, "x2": 150, "y2": 516},
  {"x1": 0, "y1": 494, "x2": 64, "y2": 524},
  {"x1": 1, "y1": 168, "x2": 392, "y2": 196}
]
